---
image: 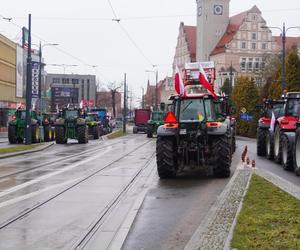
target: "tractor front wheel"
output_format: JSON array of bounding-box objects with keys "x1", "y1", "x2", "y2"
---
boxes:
[
  {"x1": 156, "y1": 136, "x2": 178, "y2": 178},
  {"x1": 31, "y1": 125, "x2": 39, "y2": 143},
  {"x1": 44, "y1": 125, "x2": 51, "y2": 142},
  {"x1": 257, "y1": 128, "x2": 267, "y2": 156},
  {"x1": 93, "y1": 126, "x2": 99, "y2": 139}
]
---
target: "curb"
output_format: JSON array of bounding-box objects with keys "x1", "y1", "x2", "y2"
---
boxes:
[
  {"x1": 184, "y1": 163, "x2": 253, "y2": 250},
  {"x1": 0, "y1": 142, "x2": 54, "y2": 159},
  {"x1": 255, "y1": 168, "x2": 300, "y2": 200}
]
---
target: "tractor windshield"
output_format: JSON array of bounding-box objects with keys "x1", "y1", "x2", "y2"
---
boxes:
[
  {"x1": 65, "y1": 110, "x2": 78, "y2": 119},
  {"x1": 287, "y1": 99, "x2": 300, "y2": 117},
  {"x1": 180, "y1": 99, "x2": 215, "y2": 122},
  {"x1": 152, "y1": 112, "x2": 164, "y2": 121}
]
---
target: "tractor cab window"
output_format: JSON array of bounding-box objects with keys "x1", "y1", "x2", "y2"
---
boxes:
[
  {"x1": 180, "y1": 99, "x2": 215, "y2": 122},
  {"x1": 152, "y1": 112, "x2": 164, "y2": 121},
  {"x1": 287, "y1": 99, "x2": 300, "y2": 117}
]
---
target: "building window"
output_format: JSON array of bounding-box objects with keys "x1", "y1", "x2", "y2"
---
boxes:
[
  {"x1": 251, "y1": 43, "x2": 256, "y2": 50},
  {"x1": 72, "y1": 79, "x2": 79, "y2": 84},
  {"x1": 248, "y1": 58, "x2": 253, "y2": 72},
  {"x1": 255, "y1": 58, "x2": 260, "y2": 71},
  {"x1": 240, "y1": 58, "x2": 246, "y2": 71},
  {"x1": 52, "y1": 78, "x2": 60, "y2": 84},
  {"x1": 252, "y1": 14, "x2": 257, "y2": 21},
  {"x1": 62, "y1": 78, "x2": 69, "y2": 84},
  {"x1": 241, "y1": 42, "x2": 246, "y2": 49},
  {"x1": 262, "y1": 43, "x2": 267, "y2": 50},
  {"x1": 252, "y1": 33, "x2": 257, "y2": 40}
]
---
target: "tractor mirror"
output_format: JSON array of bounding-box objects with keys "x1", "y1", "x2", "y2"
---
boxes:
[{"x1": 160, "y1": 102, "x2": 166, "y2": 111}]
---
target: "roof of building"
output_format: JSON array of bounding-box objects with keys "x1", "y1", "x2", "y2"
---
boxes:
[
  {"x1": 210, "y1": 5, "x2": 264, "y2": 56},
  {"x1": 182, "y1": 23, "x2": 197, "y2": 61},
  {"x1": 273, "y1": 36, "x2": 300, "y2": 51}
]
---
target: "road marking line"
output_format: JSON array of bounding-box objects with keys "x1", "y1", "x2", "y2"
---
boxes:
[
  {"x1": 0, "y1": 178, "x2": 81, "y2": 209},
  {"x1": 0, "y1": 146, "x2": 113, "y2": 198}
]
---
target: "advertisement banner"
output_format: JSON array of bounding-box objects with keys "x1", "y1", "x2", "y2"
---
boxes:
[
  {"x1": 32, "y1": 61, "x2": 39, "y2": 98},
  {"x1": 184, "y1": 61, "x2": 215, "y2": 85},
  {"x1": 16, "y1": 45, "x2": 24, "y2": 98}
]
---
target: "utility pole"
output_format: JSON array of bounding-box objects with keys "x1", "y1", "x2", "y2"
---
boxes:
[
  {"x1": 123, "y1": 73, "x2": 127, "y2": 133},
  {"x1": 229, "y1": 61, "x2": 233, "y2": 97},
  {"x1": 141, "y1": 87, "x2": 144, "y2": 108},
  {"x1": 155, "y1": 70, "x2": 158, "y2": 110},
  {"x1": 282, "y1": 23, "x2": 286, "y2": 92},
  {"x1": 38, "y1": 42, "x2": 43, "y2": 112},
  {"x1": 25, "y1": 14, "x2": 32, "y2": 145}
]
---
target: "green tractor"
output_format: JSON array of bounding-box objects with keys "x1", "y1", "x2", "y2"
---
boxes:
[
  {"x1": 55, "y1": 107, "x2": 88, "y2": 144},
  {"x1": 146, "y1": 110, "x2": 166, "y2": 138},
  {"x1": 8, "y1": 109, "x2": 40, "y2": 144},
  {"x1": 85, "y1": 112, "x2": 103, "y2": 139}
]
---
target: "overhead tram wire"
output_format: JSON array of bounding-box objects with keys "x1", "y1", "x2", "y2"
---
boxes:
[
  {"x1": 0, "y1": 13, "x2": 111, "y2": 83},
  {"x1": 107, "y1": 0, "x2": 154, "y2": 67}
]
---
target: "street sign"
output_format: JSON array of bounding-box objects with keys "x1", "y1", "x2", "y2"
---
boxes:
[
  {"x1": 240, "y1": 113, "x2": 254, "y2": 121},
  {"x1": 241, "y1": 107, "x2": 247, "y2": 113}
]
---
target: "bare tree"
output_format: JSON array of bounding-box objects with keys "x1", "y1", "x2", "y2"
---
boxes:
[{"x1": 107, "y1": 82, "x2": 122, "y2": 118}]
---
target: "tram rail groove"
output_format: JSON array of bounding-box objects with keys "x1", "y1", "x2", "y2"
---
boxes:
[{"x1": 0, "y1": 140, "x2": 153, "y2": 231}]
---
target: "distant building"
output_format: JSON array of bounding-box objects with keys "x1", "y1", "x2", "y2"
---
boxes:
[
  {"x1": 143, "y1": 80, "x2": 163, "y2": 109},
  {"x1": 159, "y1": 77, "x2": 176, "y2": 105},
  {"x1": 46, "y1": 73, "x2": 96, "y2": 111},
  {"x1": 173, "y1": 3, "x2": 300, "y2": 92},
  {"x1": 96, "y1": 91, "x2": 122, "y2": 117},
  {"x1": 0, "y1": 34, "x2": 25, "y2": 131}
]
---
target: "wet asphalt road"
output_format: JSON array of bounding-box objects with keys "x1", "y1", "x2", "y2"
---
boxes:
[
  {"x1": 0, "y1": 134, "x2": 298, "y2": 250},
  {"x1": 0, "y1": 134, "x2": 156, "y2": 249}
]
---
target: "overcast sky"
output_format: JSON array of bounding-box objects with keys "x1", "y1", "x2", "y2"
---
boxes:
[{"x1": 1, "y1": 0, "x2": 300, "y2": 103}]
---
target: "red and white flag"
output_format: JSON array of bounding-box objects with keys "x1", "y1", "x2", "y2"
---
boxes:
[
  {"x1": 174, "y1": 66, "x2": 186, "y2": 96},
  {"x1": 199, "y1": 64, "x2": 217, "y2": 99}
]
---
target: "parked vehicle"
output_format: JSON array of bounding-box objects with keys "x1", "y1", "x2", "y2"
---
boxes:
[
  {"x1": 133, "y1": 109, "x2": 151, "y2": 134},
  {"x1": 267, "y1": 92, "x2": 300, "y2": 173},
  {"x1": 55, "y1": 107, "x2": 88, "y2": 144},
  {"x1": 146, "y1": 110, "x2": 166, "y2": 138},
  {"x1": 89, "y1": 107, "x2": 112, "y2": 134},
  {"x1": 256, "y1": 99, "x2": 284, "y2": 157},
  {"x1": 8, "y1": 109, "x2": 40, "y2": 144}
]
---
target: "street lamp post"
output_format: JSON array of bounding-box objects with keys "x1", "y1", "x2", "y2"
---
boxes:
[
  {"x1": 38, "y1": 42, "x2": 59, "y2": 111},
  {"x1": 261, "y1": 23, "x2": 300, "y2": 93}
]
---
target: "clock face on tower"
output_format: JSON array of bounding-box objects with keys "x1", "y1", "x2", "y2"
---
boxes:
[
  {"x1": 214, "y1": 5, "x2": 223, "y2": 15},
  {"x1": 198, "y1": 6, "x2": 202, "y2": 16}
]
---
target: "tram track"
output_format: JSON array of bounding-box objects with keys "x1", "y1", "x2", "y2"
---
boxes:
[
  {"x1": 0, "y1": 140, "x2": 125, "y2": 180},
  {"x1": 0, "y1": 139, "x2": 154, "y2": 231}
]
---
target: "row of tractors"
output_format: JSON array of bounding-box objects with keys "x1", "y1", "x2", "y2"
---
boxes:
[
  {"x1": 8, "y1": 107, "x2": 113, "y2": 145},
  {"x1": 257, "y1": 92, "x2": 300, "y2": 176}
]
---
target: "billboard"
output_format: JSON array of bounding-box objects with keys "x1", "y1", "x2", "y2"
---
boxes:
[
  {"x1": 51, "y1": 87, "x2": 78, "y2": 110},
  {"x1": 184, "y1": 62, "x2": 216, "y2": 85},
  {"x1": 16, "y1": 45, "x2": 24, "y2": 98},
  {"x1": 32, "y1": 61, "x2": 39, "y2": 99}
]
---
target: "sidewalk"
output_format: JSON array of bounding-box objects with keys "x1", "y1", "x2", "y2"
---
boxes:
[{"x1": 0, "y1": 132, "x2": 7, "y2": 138}]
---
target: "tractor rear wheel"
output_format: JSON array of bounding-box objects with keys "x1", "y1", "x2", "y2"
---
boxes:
[
  {"x1": 212, "y1": 135, "x2": 231, "y2": 178},
  {"x1": 281, "y1": 134, "x2": 294, "y2": 171},
  {"x1": 8, "y1": 124, "x2": 17, "y2": 144},
  {"x1": 156, "y1": 136, "x2": 177, "y2": 178},
  {"x1": 55, "y1": 126, "x2": 66, "y2": 144},
  {"x1": 44, "y1": 125, "x2": 51, "y2": 142},
  {"x1": 257, "y1": 128, "x2": 267, "y2": 156},
  {"x1": 31, "y1": 125, "x2": 39, "y2": 143},
  {"x1": 294, "y1": 128, "x2": 300, "y2": 176},
  {"x1": 147, "y1": 129, "x2": 153, "y2": 138},
  {"x1": 78, "y1": 125, "x2": 88, "y2": 144},
  {"x1": 133, "y1": 126, "x2": 138, "y2": 134}
]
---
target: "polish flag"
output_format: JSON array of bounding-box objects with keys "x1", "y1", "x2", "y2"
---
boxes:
[
  {"x1": 199, "y1": 64, "x2": 217, "y2": 99},
  {"x1": 174, "y1": 66, "x2": 186, "y2": 96}
]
